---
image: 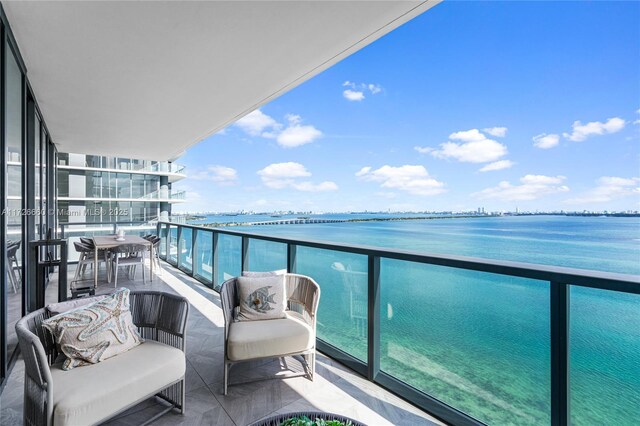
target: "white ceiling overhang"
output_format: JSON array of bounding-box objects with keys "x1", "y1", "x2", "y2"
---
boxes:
[{"x1": 2, "y1": 1, "x2": 440, "y2": 160}]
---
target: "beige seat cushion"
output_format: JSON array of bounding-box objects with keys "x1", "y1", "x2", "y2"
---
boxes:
[
  {"x1": 227, "y1": 311, "x2": 314, "y2": 361},
  {"x1": 51, "y1": 340, "x2": 185, "y2": 426}
]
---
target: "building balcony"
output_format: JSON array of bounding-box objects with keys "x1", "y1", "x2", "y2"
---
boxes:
[
  {"x1": 5, "y1": 221, "x2": 637, "y2": 425},
  {"x1": 0, "y1": 2, "x2": 637, "y2": 425},
  {"x1": 58, "y1": 189, "x2": 186, "y2": 204},
  {"x1": 57, "y1": 162, "x2": 187, "y2": 183}
]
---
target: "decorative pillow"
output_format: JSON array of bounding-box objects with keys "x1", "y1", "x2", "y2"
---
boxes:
[
  {"x1": 237, "y1": 275, "x2": 287, "y2": 321},
  {"x1": 42, "y1": 288, "x2": 143, "y2": 370},
  {"x1": 46, "y1": 295, "x2": 107, "y2": 316},
  {"x1": 242, "y1": 269, "x2": 286, "y2": 278}
]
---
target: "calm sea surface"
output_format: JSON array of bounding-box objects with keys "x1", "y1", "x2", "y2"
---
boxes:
[{"x1": 193, "y1": 215, "x2": 640, "y2": 425}]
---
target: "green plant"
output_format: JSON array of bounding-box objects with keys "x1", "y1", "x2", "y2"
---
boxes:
[{"x1": 279, "y1": 415, "x2": 354, "y2": 426}]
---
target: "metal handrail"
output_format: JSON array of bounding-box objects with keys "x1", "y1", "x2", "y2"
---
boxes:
[{"x1": 158, "y1": 221, "x2": 639, "y2": 294}]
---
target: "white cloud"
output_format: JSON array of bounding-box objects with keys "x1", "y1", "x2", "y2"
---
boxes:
[
  {"x1": 414, "y1": 146, "x2": 434, "y2": 154},
  {"x1": 449, "y1": 129, "x2": 487, "y2": 142},
  {"x1": 565, "y1": 176, "x2": 640, "y2": 204},
  {"x1": 356, "y1": 165, "x2": 446, "y2": 196},
  {"x1": 257, "y1": 162, "x2": 337, "y2": 192},
  {"x1": 532, "y1": 133, "x2": 560, "y2": 149},
  {"x1": 431, "y1": 139, "x2": 507, "y2": 163},
  {"x1": 563, "y1": 117, "x2": 625, "y2": 142},
  {"x1": 483, "y1": 127, "x2": 508, "y2": 137},
  {"x1": 355, "y1": 166, "x2": 371, "y2": 177},
  {"x1": 190, "y1": 165, "x2": 238, "y2": 186},
  {"x1": 426, "y1": 128, "x2": 509, "y2": 163},
  {"x1": 342, "y1": 81, "x2": 383, "y2": 101},
  {"x1": 479, "y1": 160, "x2": 514, "y2": 172},
  {"x1": 343, "y1": 89, "x2": 365, "y2": 101},
  {"x1": 368, "y1": 83, "x2": 383, "y2": 94},
  {"x1": 235, "y1": 109, "x2": 321, "y2": 148},
  {"x1": 634, "y1": 108, "x2": 640, "y2": 125},
  {"x1": 276, "y1": 123, "x2": 322, "y2": 148},
  {"x1": 234, "y1": 109, "x2": 279, "y2": 136},
  {"x1": 293, "y1": 181, "x2": 339, "y2": 192},
  {"x1": 473, "y1": 175, "x2": 569, "y2": 201}
]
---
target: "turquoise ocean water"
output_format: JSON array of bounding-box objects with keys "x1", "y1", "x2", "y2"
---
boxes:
[{"x1": 197, "y1": 215, "x2": 640, "y2": 425}]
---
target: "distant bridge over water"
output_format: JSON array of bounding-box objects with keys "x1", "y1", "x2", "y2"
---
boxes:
[
  {"x1": 200, "y1": 214, "x2": 501, "y2": 228},
  {"x1": 246, "y1": 218, "x2": 347, "y2": 226}
]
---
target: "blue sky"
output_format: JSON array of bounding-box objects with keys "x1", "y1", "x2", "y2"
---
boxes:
[{"x1": 174, "y1": 1, "x2": 640, "y2": 213}]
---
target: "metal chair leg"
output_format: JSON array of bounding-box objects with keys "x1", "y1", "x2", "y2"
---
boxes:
[
  {"x1": 114, "y1": 257, "x2": 119, "y2": 288},
  {"x1": 223, "y1": 362, "x2": 229, "y2": 395}
]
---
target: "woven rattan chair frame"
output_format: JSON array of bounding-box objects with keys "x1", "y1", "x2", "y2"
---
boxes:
[{"x1": 15, "y1": 290, "x2": 189, "y2": 426}]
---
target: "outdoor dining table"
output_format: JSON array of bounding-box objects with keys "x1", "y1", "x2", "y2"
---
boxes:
[{"x1": 92, "y1": 235, "x2": 154, "y2": 288}]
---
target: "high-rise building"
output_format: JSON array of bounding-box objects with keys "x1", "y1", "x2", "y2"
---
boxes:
[{"x1": 56, "y1": 153, "x2": 186, "y2": 225}]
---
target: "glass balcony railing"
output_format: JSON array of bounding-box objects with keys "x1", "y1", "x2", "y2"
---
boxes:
[
  {"x1": 57, "y1": 155, "x2": 185, "y2": 175},
  {"x1": 139, "y1": 189, "x2": 186, "y2": 200},
  {"x1": 139, "y1": 162, "x2": 186, "y2": 175},
  {"x1": 155, "y1": 221, "x2": 640, "y2": 426}
]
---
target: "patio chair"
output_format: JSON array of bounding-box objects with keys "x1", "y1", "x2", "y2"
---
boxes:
[
  {"x1": 220, "y1": 273, "x2": 320, "y2": 394},
  {"x1": 111, "y1": 243, "x2": 147, "y2": 287},
  {"x1": 142, "y1": 235, "x2": 163, "y2": 277},
  {"x1": 71, "y1": 241, "x2": 111, "y2": 286},
  {"x1": 15, "y1": 290, "x2": 189, "y2": 426}
]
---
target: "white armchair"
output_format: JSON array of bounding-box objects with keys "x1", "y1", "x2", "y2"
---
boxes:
[
  {"x1": 15, "y1": 291, "x2": 189, "y2": 426},
  {"x1": 220, "y1": 273, "x2": 320, "y2": 394}
]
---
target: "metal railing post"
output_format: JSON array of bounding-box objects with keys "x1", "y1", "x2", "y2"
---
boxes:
[
  {"x1": 212, "y1": 232, "x2": 219, "y2": 289},
  {"x1": 164, "y1": 224, "x2": 169, "y2": 261},
  {"x1": 287, "y1": 243, "x2": 297, "y2": 273},
  {"x1": 368, "y1": 255, "x2": 381, "y2": 381},
  {"x1": 176, "y1": 225, "x2": 183, "y2": 267},
  {"x1": 241, "y1": 236, "x2": 249, "y2": 272},
  {"x1": 190, "y1": 228, "x2": 197, "y2": 276},
  {"x1": 550, "y1": 281, "x2": 570, "y2": 426}
]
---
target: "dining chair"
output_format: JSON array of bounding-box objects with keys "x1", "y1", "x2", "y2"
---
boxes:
[
  {"x1": 111, "y1": 243, "x2": 147, "y2": 287},
  {"x1": 72, "y1": 241, "x2": 111, "y2": 286}
]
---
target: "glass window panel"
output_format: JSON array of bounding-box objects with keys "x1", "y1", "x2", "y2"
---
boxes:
[
  {"x1": 130, "y1": 202, "x2": 145, "y2": 222},
  {"x1": 5, "y1": 42, "x2": 24, "y2": 362},
  {"x1": 570, "y1": 287, "x2": 640, "y2": 425},
  {"x1": 217, "y1": 234, "x2": 241, "y2": 288},
  {"x1": 131, "y1": 174, "x2": 145, "y2": 198},
  {"x1": 145, "y1": 202, "x2": 159, "y2": 221},
  {"x1": 41, "y1": 127, "x2": 48, "y2": 233},
  {"x1": 117, "y1": 173, "x2": 131, "y2": 198},
  {"x1": 34, "y1": 113, "x2": 41, "y2": 239},
  {"x1": 58, "y1": 169, "x2": 69, "y2": 197},
  {"x1": 145, "y1": 175, "x2": 160, "y2": 196},
  {"x1": 296, "y1": 247, "x2": 368, "y2": 361},
  {"x1": 247, "y1": 239, "x2": 286, "y2": 272},
  {"x1": 194, "y1": 230, "x2": 213, "y2": 284},
  {"x1": 179, "y1": 228, "x2": 193, "y2": 273},
  {"x1": 380, "y1": 259, "x2": 550, "y2": 425}
]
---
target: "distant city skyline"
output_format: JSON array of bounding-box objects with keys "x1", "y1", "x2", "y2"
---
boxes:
[{"x1": 173, "y1": 1, "x2": 640, "y2": 213}]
